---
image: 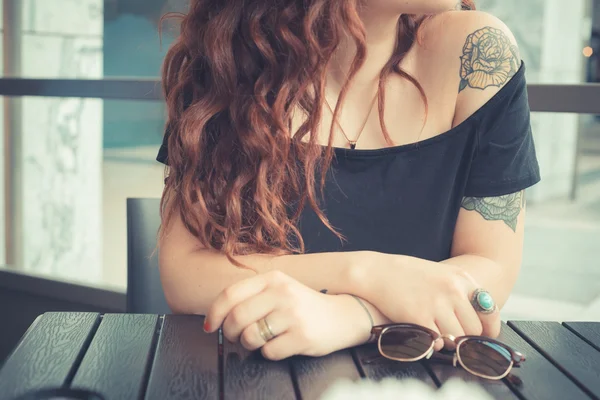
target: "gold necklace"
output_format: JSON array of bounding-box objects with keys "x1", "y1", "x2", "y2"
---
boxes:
[{"x1": 324, "y1": 92, "x2": 378, "y2": 150}]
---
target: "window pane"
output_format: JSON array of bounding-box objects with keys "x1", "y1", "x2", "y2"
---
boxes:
[
  {"x1": 1, "y1": 1, "x2": 599, "y2": 319},
  {"x1": 19, "y1": 0, "x2": 103, "y2": 79},
  {"x1": 8, "y1": 0, "x2": 187, "y2": 79},
  {"x1": 4, "y1": 89, "x2": 599, "y2": 320},
  {"x1": 479, "y1": 0, "x2": 596, "y2": 84},
  {"x1": 0, "y1": 96, "x2": 4, "y2": 266},
  {"x1": 0, "y1": 3, "x2": 4, "y2": 264},
  {"x1": 4, "y1": 96, "x2": 164, "y2": 288},
  {"x1": 501, "y1": 113, "x2": 600, "y2": 322},
  {"x1": 6, "y1": 1, "x2": 599, "y2": 83},
  {"x1": 103, "y1": 0, "x2": 185, "y2": 79}
]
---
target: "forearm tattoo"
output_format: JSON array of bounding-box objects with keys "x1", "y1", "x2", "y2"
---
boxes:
[
  {"x1": 461, "y1": 191, "x2": 525, "y2": 232},
  {"x1": 459, "y1": 26, "x2": 520, "y2": 93}
]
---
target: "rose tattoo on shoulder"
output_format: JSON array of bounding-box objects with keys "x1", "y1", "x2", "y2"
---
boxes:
[{"x1": 459, "y1": 26, "x2": 520, "y2": 93}]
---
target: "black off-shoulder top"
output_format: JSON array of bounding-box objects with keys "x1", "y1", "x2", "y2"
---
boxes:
[{"x1": 157, "y1": 63, "x2": 540, "y2": 261}]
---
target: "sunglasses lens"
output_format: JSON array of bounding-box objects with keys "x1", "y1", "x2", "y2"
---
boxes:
[
  {"x1": 379, "y1": 327, "x2": 434, "y2": 360},
  {"x1": 458, "y1": 339, "x2": 513, "y2": 378}
]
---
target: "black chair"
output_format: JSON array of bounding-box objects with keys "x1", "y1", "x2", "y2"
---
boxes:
[{"x1": 126, "y1": 198, "x2": 171, "y2": 314}]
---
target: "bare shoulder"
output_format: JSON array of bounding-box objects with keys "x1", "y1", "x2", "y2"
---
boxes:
[{"x1": 417, "y1": 10, "x2": 521, "y2": 124}]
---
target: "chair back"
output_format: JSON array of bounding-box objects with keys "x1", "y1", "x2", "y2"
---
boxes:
[{"x1": 126, "y1": 198, "x2": 171, "y2": 314}]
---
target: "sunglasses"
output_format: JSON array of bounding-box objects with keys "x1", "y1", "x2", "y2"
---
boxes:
[{"x1": 367, "y1": 324, "x2": 526, "y2": 382}]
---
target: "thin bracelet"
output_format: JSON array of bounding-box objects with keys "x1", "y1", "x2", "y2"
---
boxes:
[{"x1": 349, "y1": 295, "x2": 376, "y2": 343}]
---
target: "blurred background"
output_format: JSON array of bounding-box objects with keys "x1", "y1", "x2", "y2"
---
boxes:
[{"x1": 1, "y1": 0, "x2": 599, "y2": 361}]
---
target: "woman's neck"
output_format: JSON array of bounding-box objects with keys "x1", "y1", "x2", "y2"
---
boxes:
[{"x1": 327, "y1": 9, "x2": 401, "y2": 90}]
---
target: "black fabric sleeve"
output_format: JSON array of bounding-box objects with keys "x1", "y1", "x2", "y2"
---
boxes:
[
  {"x1": 464, "y1": 69, "x2": 541, "y2": 198},
  {"x1": 156, "y1": 123, "x2": 171, "y2": 165}
]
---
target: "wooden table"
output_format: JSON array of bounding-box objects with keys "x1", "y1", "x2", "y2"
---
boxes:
[{"x1": 0, "y1": 313, "x2": 599, "y2": 400}]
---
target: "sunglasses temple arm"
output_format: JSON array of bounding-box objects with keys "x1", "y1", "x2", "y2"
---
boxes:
[
  {"x1": 507, "y1": 373, "x2": 523, "y2": 386},
  {"x1": 361, "y1": 354, "x2": 383, "y2": 365}
]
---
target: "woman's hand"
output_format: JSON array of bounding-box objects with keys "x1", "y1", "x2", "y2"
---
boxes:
[
  {"x1": 203, "y1": 271, "x2": 371, "y2": 360},
  {"x1": 353, "y1": 256, "x2": 502, "y2": 346}
]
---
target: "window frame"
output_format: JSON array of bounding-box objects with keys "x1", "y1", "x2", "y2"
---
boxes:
[{"x1": 2, "y1": 0, "x2": 600, "y2": 279}]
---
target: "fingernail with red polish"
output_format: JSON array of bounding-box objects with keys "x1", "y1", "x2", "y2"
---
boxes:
[{"x1": 203, "y1": 320, "x2": 211, "y2": 333}]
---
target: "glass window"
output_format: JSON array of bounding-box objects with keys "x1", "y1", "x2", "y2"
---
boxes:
[
  {"x1": 1, "y1": 0, "x2": 599, "y2": 323},
  {"x1": 4, "y1": 1, "x2": 598, "y2": 83},
  {"x1": 8, "y1": 0, "x2": 188, "y2": 80},
  {"x1": 6, "y1": 91, "x2": 600, "y2": 321},
  {"x1": 473, "y1": 1, "x2": 600, "y2": 322},
  {"x1": 502, "y1": 113, "x2": 600, "y2": 322},
  {"x1": 479, "y1": 0, "x2": 595, "y2": 84},
  {"x1": 104, "y1": 0, "x2": 186, "y2": 79},
  {"x1": 20, "y1": 0, "x2": 103, "y2": 79},
  {"x1": 10, "y1": 1, "x2": 596, "y2": 83},
  {"x1": 103, "y1": 99, "x2": 166, "y2": 289},
  {"x1": 0, "y1": 95, "x2": 4, "y2": 266},
  {"x1": 4, "y1": 96, "x2": 164, "y2": 289},
  {"x1": 0, "y1": 4, "x2": 4, "y2": 265}
]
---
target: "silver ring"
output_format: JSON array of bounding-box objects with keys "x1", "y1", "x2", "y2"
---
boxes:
[{"x1": 471, "y1": 288, "x2": 497, "y2": 314}]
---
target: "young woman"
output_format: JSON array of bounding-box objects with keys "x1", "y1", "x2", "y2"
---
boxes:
[{"x1": 156, "y1": 0, "x2": 540, "y2": 361}]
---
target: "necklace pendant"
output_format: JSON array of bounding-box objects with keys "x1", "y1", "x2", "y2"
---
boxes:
[{"x1": 349, "y1": 141, "x2": 357, "y2": 150}]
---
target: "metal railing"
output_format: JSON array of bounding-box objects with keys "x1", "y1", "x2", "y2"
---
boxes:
[
  {"x1": 0, "y1": 78, "x2": 600, "y2": 113},
  {"x1": 0, "y1": 78, "x2": 162, "y2": 101}
]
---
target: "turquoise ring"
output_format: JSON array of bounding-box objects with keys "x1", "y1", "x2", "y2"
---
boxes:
[{"x1": 471, "y1": 289, "x2": 496, "y2": 314}]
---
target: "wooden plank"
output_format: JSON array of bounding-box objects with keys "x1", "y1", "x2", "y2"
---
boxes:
[
  {"x1": 425, "y1": 361, "x2": 519, "y2": 399},
  {"x1": 507, "y1": 321, "x2": 598, "y2": 400},
  {"x1": 563, "y1": 322, "x2": 600, "y2": 352},
  {"x1": 500, "y1": 321, "x2": 592, "y2": 400},
  {"x1": 0, "y1": 312, "x2": 100, "y2": 399},
  {"x1": 145, "y1": 315, "x2": 219, "y2": 400},
  {"x1": 353, "y1": 343, "x2": 436, "y2": 385},
  {"x1": 291, "y1": 350, "x2": 360, "y2": 400},
  {"x1": 425, "y1": 326, "x2": 519, "y2": 399},
  {"x1": 71, "y1": 314, "x2": 160, "y2": 399},
  {"x1": 223, "y1": 340, "x2": 295, "y2": 400}
]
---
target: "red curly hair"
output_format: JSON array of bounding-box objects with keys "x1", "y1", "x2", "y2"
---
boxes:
[{"x1": 160, "y1": 0, "x2": 476, "y2": 264}]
